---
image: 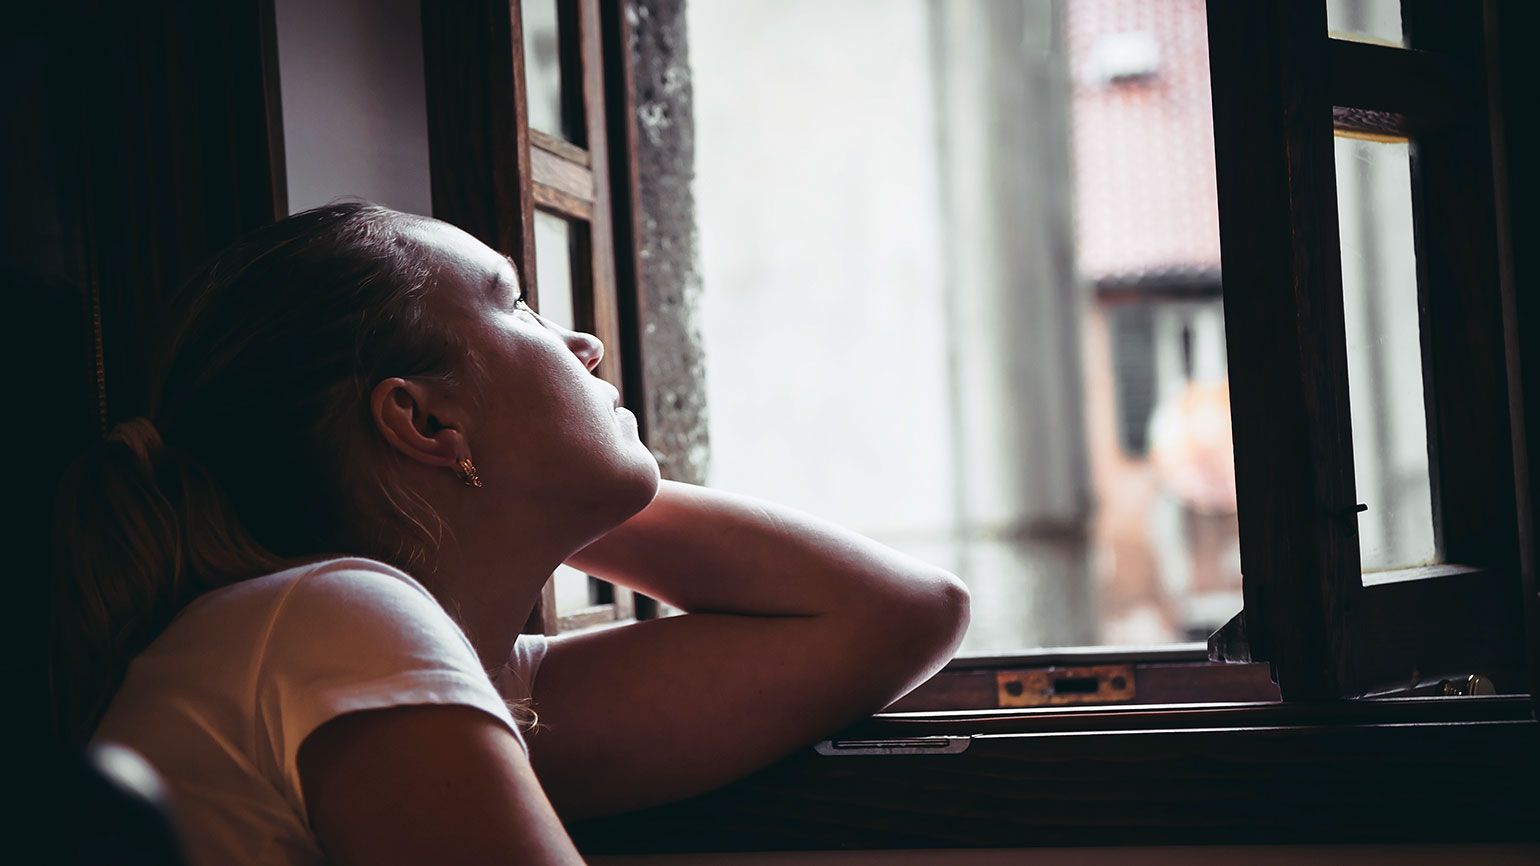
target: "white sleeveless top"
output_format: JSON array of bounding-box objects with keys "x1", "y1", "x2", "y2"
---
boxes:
[{"x1": 91, "y1": 556, "x2": 549, "y2": 865}]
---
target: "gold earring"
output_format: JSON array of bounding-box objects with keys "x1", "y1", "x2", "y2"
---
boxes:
[{"x1": 455, "y1": 456, "x2": 482, "y2": 488}]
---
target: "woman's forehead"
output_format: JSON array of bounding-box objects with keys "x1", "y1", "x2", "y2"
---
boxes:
[{"x1": 398, "y1": 218, "x2": 509, "y2": 289}]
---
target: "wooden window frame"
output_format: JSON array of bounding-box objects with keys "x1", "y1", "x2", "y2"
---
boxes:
[
  {"x1": 1201, "y1": 0, "x2": 1529, "y2": 702},
  {"x1": 419, "y1": 0, "x2": 656, "y2": 636}
]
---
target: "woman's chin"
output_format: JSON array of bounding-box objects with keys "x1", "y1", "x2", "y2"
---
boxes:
[{"x1": 624, "y1": 454, "x2": 663, "y2": 509}]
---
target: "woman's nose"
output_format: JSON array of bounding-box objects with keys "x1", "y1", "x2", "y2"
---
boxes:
[{"x1": 564, "y1": 328, "x2": 604, "y2": 372}]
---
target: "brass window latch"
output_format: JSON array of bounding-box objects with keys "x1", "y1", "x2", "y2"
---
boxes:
[{"x1": 995, "y1": 664, "x2": 1136, "y2": 708}]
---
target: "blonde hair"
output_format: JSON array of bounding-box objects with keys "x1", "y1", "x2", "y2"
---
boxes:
[{"x1": 49, "y1": 202, "x2": 536, "y2": 746}]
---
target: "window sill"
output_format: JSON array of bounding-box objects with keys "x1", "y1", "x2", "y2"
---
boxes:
[{"x1": 567, "y1": 696, "x2": 1539, "y2": 854}]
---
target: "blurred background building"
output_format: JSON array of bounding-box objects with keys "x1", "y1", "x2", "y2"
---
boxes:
[
  {"x1": 685, "y1": 0, "x2": 1433, "y2": 653},
  {"x1": 688, "y1": 0, "x2": 1223, "y2": 652}
]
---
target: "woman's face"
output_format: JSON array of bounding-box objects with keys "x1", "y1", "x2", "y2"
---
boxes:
[{"x1": 401, "y1": 218, "x2": 660, "y2": 525}]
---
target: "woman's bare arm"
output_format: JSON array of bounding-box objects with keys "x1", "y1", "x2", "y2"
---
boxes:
[
  {"x1": 565, "y1": 478, "x2": 968, "y2": 619},
  {"x1": 527, "y1": 479, "x2": 970, "y2": 819},
  {"x1": 299, "y1": 705, "x2": 585, "y2": 866}
]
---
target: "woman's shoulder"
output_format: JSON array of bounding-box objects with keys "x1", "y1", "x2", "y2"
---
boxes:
[
  {"x1": 185, "y1": 555, "x2": 430, "y2": 618},
  {"x1": 255, "y1": 556, "x2": 480, "y2": 675},
  {"x1": 252, "y1": 553, "x2": 426, "y2": 592}
]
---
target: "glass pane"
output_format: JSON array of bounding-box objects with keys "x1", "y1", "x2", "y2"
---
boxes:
[
  {"x1": 553, "y1": 563, "x2": 594, "y2": 614},
  {"x1": 534, "y1": 208, "x2": 594, "y2": 615},
  {"x1": 533, "y1": 210, "x2": 576, "y2": 329},
  {"x1": 522, "y1": 0, "x2": 567, "y2": 138},
  {"x1": 1334, "y1": 136, "x2": 1437, "y2": 571},
  {"x1": 1326, "y1": 0, "x2": 1403, "y2": 47},
  {"x1": 689, "y1": 0, "x2": 1235, "y2": 652}
]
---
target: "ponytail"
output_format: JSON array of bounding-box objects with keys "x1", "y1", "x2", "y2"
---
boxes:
[{"x1": 49, "y1": 417, "x2": 295, "y2": 746}]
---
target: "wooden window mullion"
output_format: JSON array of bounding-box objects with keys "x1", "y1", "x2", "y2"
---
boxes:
[
  {"x1": 597, "y1": 0, "x2": 657, "y2": 620},
  {"x1": 1210, "y1": 0, "x2": 1530, "y2": 698},
  {"x1": 573, "y1": 0, "x2": 636, "y2": 626},
  {"x1": 1400, "y1": 0, "x2": 1518, "y2": 574},
  {"x1": 1206, "y1": 0, "x2": 1361, "y2": 700},
  {"x1": 1483, "y1": 0, "x2": 1540, "y2": 714},
  {"x1": 576, "y1": 0, "x2": 622, "y2": 394},
  {"x1": 420, "y1": 0, "x2": 537, "y2": 282}
]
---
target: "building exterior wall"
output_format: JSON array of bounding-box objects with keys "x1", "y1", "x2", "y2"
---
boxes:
[{"x1": 689, "y1": 0, "x2": 1096, "y2": 651}]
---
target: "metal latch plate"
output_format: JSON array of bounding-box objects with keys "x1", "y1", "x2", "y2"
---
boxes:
[{"x1": 995, "y1": 664, "x2": 1136, "y2": 707}]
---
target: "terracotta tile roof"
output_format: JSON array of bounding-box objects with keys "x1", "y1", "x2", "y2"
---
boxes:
[{"x1": 1068, "y1": 0, "x2": 1222, "y2": 281}]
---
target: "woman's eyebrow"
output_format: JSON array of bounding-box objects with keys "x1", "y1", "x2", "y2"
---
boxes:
[{"x1": 488, "y1": 253, "x2": 519, "y2": 296}]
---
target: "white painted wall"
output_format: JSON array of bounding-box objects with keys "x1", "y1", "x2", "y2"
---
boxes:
[{"x1": 273, "y1": 0, "x2": 433, "y2": 216}]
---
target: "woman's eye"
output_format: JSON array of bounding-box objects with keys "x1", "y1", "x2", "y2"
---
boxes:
[{"x1": 513, "y1": 297, "x2": 546, "y2": 324}]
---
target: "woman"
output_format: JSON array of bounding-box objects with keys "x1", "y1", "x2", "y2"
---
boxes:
[{"x1": 50, "y1": 202, "x2": 971, "y2": 865}]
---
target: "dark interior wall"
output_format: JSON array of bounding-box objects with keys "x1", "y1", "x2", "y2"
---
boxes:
[
  {"x1": 10, "y1": 0, "x2": 285, "y2": 744},
  {"x1": 14, "y1": 1, "x2": 284, "y2": 428},
  {"x1": 7, "y1": 7, "x2": 103, "y2": 745}
]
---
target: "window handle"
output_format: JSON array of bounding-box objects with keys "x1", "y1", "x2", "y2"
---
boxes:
[{"x1": 814, "y1": 737, "x2": 971, "y2": 756}]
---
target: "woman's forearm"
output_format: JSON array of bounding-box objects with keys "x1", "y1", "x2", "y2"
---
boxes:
[{"x1": 564, "y1": 479, "x2": 962, "y2": 618}]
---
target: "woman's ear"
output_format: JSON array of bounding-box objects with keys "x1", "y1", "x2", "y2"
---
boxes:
[{"x1": 370, "y1": 377, "x2": 467, "y2": 469}]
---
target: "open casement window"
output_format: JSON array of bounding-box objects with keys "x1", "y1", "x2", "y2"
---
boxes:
[
  {"x1": 860, "y1": 0, "x2": 1536, "y2": 715},
  {"x1": 1198, "y1": 0, "x2": 1533, "y2": 702},
  {"x1": 420, "y1": 0, "x2": 655, "y2": 635}
]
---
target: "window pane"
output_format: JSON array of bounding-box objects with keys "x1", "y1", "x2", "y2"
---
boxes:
[
  {"x1": 522, "y1": 0, "x2": 566, "y2": 138},
  {"x1": 1334, "y1": 136, "x2": 1437, "y2": 571},
  {"x1": 689, "y1": 0, "x2": 1234, "y2": 652},
  {"x1": 533, "y1": 210, "x2": 576, "y2": 329},
  {"x1": 1326, "y1": 0, "x2": 1403, "y2": 47},
  {"x1": 553, "y1": 563, "x2": 593, "y2": 613},
  {"x1": 533, "y1": 208, "x2": 595, "y2": 614}
]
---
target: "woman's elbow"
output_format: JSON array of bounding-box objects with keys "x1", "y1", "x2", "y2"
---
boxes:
[
  {"x1": 821, "y1": 568, "x2": 969, "y2": 713},
  {"x1": 926, "y1": 571, "x2": 972, "y2": 659},
  {"x1": 871, "y1": 569, "x2": 971, "y2": 679}
]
